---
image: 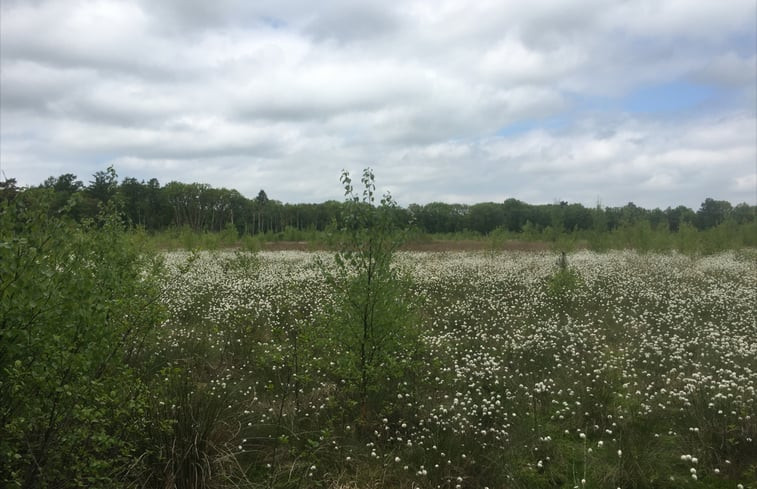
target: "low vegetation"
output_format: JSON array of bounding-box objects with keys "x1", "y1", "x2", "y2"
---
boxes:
[
  {"x1": 1, "y1": 171, "x2": 755, "y2": 488},
  {"x1": 147, "y1": 247, "x2": 757, "y2": 488}
]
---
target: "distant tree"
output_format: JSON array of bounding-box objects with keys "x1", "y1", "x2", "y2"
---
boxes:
[
  {"x1": 202, "y1": 187, "x2": 222, "y2": 231},
  {"x1": 413, "y1": 202, "x2": 457, "y2": 233},
  {"x1": 648, "y1": 208, "x2": 666, "y2": 230},
  {"x1": 528, "y1": 204, "x2": 553, "y2": 230},
  {"x1": 603, "y1": 207, "x2": 622, "y2": 230},
  {"x1": 43, "y1": 173, "x2": 83, "y2": 193},
  {"x1": 562, "y1": 203, "x2": 593, "y2": 231},
  {"x1": 469, "y1": 202, "x2": 504, "y2": 234},
  {"x1": 15, "y1": 170, "x2": 757, "y2": 247},
  {"x1": 87, "y1": 166, "x2": 119, "y2": 204},
  {"x1": 319, "y1": 200, "x2": 344, "y2": 231},
  {"x1": 696, "y1": 198, "x2": 732, "y2": 230},
  {"x1": 254, "y1": 190, "x2": 269, "y2": 233},
  {"x1": 144, "y1": 178, "x2": 171, "y2": 230},
  {"x1": 664, "y1": 205, "x2": 696, "y2": 232},
  {"x1": 502, "y1": 198, "x2": 530, "y2": 232},
  {"x1": 255, "y1": 189, "x2": 269, "y2": 206},
  {"x1": 163, "y1": 182, "x2": 212, "y2": 231},
  {"x1": 119, "y1": 177, "x2": 148, "y2": 227},
  {"x1": 224, "y1": 189, "x2": 247, "y2": 231},
  {"x1": 619, "y1": 202, "x2": 646, "y2": 225},
  {"x1": 729, "y1": 202, "x2": 755, "y2": 225},
  {"x1": 0, "y1": 177, "x2": 19, "y2": 202},
  {"x1": 592, "y1": 204, "x2": 608, "y2": 233}
]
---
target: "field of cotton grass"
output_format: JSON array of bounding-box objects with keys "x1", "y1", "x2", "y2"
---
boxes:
[{"x1": 150, "y1": 249, "x2": 757, "y2": 489}]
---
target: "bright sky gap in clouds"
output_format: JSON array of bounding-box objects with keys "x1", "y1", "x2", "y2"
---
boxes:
[{"x1": 1, "y1": 0, "x2": 755, "y2": 209}]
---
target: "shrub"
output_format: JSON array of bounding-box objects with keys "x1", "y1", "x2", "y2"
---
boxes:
[
  {"x1": 546, "y1": 252, "x2": 583, "y2": 316},
  {"x1": 0, "y1": 193, "x2": 165, "y2": 488},
  {"x1": 312, "y1": 169, "x2": 422, "y2": 432}
]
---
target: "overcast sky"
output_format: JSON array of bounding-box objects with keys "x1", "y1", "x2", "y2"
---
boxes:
[{"x1": 1, "y1": 0, "x2": 755, "y2": 209}]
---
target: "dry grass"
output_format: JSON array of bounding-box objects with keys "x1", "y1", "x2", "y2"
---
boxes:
[{"x1": 261, "y1": 239, "x2": 558, "y2": 252}]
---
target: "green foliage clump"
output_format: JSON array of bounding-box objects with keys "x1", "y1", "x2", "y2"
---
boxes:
[
  {"x1": 0, "y1": 192, "x2": 165, "y2": 488},
  {"x1": 547, "y1": 252, "x2": 582, "y2": 296},
  {"x1": 134, "y1": 366, "x2": 245, "y2": 489},
  {"x1": 314, "y1": 169, "x2": 422, "y2": 431}
]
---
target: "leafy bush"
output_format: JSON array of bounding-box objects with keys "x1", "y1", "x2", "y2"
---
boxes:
[
  {"x1": 547, "y1": 252, "x2": 582, "y2": 294},
  {"x1": 546, "y1": 252, "x2": 584, "y2": 318},
  {"x1": 313, "y1": 169, "x2": 422, "y2": 432},
  {"x1": 0, "y1": 193, "x2": 165, "y2": 488}
]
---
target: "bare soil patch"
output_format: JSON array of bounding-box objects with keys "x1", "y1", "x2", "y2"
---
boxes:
[{"x1": 260, "y1": 239, "x2": 557, "y2": 252}]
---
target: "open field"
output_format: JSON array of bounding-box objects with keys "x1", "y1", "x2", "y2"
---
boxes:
[{"x1": 152, "y1": 249, "x2": 757, "y2": 488}]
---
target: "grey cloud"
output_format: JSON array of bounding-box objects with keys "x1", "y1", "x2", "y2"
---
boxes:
[
  {"x1": 136, "y1": 0, "x2": 401, "y2": 43},
  {"x1": 0, "y1": 62, "x2": 89, "y2": 114},
  {"x1": 1, "y1": 0, "x2": 755, "y2": 209},
  {"x1": 299, "y1": 1, "x2": 401, "y2": 43},
  {"x1": 0, "y1": 1, "x2": 204, "y2": 81},
  {"x1": 693, "y1": 52, "x2": 757, "y2": 87},
  {"x1": 139, "y1": 0, "x2": 244, "y2": 32}
]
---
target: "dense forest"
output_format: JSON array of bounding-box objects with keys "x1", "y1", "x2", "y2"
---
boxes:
[{"x1": 1, "y1": 166, "x2": 754, "y2": 239}]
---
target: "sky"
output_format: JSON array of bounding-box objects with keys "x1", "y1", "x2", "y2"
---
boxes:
[{"x1": 1, "y1": 0, "x2": 755, "y2": 209}]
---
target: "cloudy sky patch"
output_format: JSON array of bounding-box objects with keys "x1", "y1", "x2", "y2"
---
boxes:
[{"x1": 1, "y1": 0, "x2": 755, "y2": 208}]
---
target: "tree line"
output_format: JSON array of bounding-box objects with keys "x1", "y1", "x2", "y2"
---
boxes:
[{"x1": 1, "y1": 166, "x2": 754, "y2": 237}]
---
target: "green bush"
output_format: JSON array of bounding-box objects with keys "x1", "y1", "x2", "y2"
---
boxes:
[
  {"x1": 0, "y1": 193, "x2": 165, "y2": 488},
  {"x1": 546, "y1": 252, "x2": 584, "y2": 318},
  {"x1": 313, "y1": 169, "x2": 422, "y2": 432}
]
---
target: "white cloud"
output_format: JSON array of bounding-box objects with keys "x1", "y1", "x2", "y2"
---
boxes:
[
  {"x1": 733, "y1": 173, "x2": 757, "y2": 193},
  {"x1": 1, "y1": 0, "x2": 755, "y2": 209}
]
